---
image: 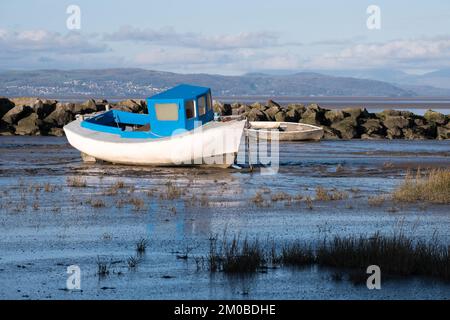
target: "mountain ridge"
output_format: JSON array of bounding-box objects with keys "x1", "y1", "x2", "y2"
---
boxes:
[{"x1": 1, "y1": 68, "x2": 447, "y2": 99}]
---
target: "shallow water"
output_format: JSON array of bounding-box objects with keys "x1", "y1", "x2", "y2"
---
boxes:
[{"x1": 0, "y1": 136, "x2": 449, "y2": 299}]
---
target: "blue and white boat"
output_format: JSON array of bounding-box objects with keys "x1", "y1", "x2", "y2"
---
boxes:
[{"x1": 64, "y1": 84, "x2": 246, "y2": 167}]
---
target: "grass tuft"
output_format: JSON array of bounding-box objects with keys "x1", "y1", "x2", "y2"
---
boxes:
[
  {"x1": 67, "y1": 176, "x2": 87, "y2": 188},
  {"x1": 136, "y1": 238, "x2": 148, "y2": 254},
  {"x1": 393, "y1": 169, "x2": 450, "y2": 204}
]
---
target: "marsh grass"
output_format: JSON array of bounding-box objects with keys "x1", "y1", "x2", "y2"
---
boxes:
[
  {"x1": 127, "y1": 255, "x2": 141, "y2": 269},
  {"x1": 44, "y1": 183, "x2": 55, "y2": 192},
  {"x1": 316, "y1": 232, "x2": 450, "y2": 281},
  {"x1": 161, "y1": 182, "x2": 183, "y2": 200},
  {"x1": 87, "y1": 198, "x2": 106, "y2": 208},
  {"x1": 206, "y1": 232, "x2": 450, "y2": 282},
  {"x1": 271, "y1": 192, "x2": 292, "y2": 202},
  {"x1": 97, "y1": 256, "x2": 111, "y2": 277},
  {"x1": 136, "y1": 238, "x2": 148, "y2": 254},
  {"x1": 281, "y1": 243, "x2": 314, "y2": 266},
  {"x1": 315, "y1": 187, "x2": 349, "y2": 201},
  {"x1": 368, "y1": 195, "x2": 386, "y2": 207},
  {"x1": 305, "y1": 196, "x2": 313, "y2": 210},
  {"x1": 67, "y1": 176, "x2": 87, "y2": 188},
  {"x1": 250, "y1": 191, "x2": 265, "y2": 207},
  {"x1": 393, "y1": 169, "x2": 450, "y2": 204},
  {"x1": 129, "y1": 197, "x2": 146, "y2": 211}
]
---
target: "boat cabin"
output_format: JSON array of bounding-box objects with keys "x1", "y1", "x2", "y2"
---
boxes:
[{"x1": 81, "y1": 84, "x2": 214, "y2": 139}]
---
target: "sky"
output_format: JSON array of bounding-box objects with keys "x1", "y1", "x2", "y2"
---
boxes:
[{"x1": 1, "y1": 0, "x2": 450, "y2": 75}]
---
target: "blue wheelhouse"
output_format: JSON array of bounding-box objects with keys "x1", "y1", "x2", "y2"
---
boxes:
[{"x1": 81, "y1": 84, "x2": 214, "y2": 139}]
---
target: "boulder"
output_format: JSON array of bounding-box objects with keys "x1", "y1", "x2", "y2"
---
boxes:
[
  {"x1": 213, "y1": 102, "x2": 232, "y2": 116},
  {"x1": 72, "y1": 99, "x2": 97, "y2": 114},
  {"x1": 399, "y1": 110, "x2": 415, "y2": 118},
  {"x1": 386, "y1": 127, "x2": 403, "y2": 139},
  {"x1": 250, "y1": 102, "x2": 265, "y2": 111},
  {"x1": 413, "y1": 118, "x2": 426, "y2": 126},
  {"x1": 285, "y1": 107, "x2": 301, "y2": 122},
  {"x1": 299, "y1": 104, "x2": 325, "y2": 125},
  {"x1": 286, "y1": 104, "x2": 305, "y2": 113},
  {"x1": 0, "y1": 97, "x2": 15, "y2": 119},
  {"x1": 376, "y1": 109, "x2": 402, "y2": 120},
  {"x1": 424, "y1": 110, "x2": 447, "y2": 125},
  {"x1": 15, "y1": 113, "x2": 42, "y2": 135},
  {"x1": 264, "y1": 106, "x2": 281, "y2": 121},
  {"x1": 361, "y1": 133, "x2": 385, "y2": 140},
  {"x1": 267, "y1": 99, "x2": 281, "y2": 109},
  {"x1": 342, "y1": 107, "x2": 370, "y2": 120},
  {"x1": 43, "y1": 103, "x2": 75, "y2": 127},
  {"x1": 246, "y1": 108, "x2": 267, "y2": 121},
  {"x1": 0, "y1": 120, "x2": 14, "y2": 135},
  {"x1": 32, "y1": 99, "x2": 56, "y2": 119},
  {"x1": 274, "y1": 111, "x2": 286, "y2": 122},
  {"x1": 2, "y1": 105, "x2": 33, "y2": 124},
  {"x1": 403, "y1": 125, "x2": 436, "y2": 140},
  {"x1": 383, "y1": 116, "x2": 411, "y2": 129},
  {"x1": 94, "y1": 99, "x2": 109, "y2": 112},
  {"x1": 114, "y1": 99, "x2": 145, "y2": 113},
  {"x1": 231, "y1": 103, "x2": 242, "y2": 110},
  {"x1": 437, "y1": 123, "x2": 450, "y2": 140},
  {"x1": 361, "y1": 118, "x2": 385, "y2": 136},
  {"x1": 322, "y1": 127, "x2": 340, "y2": 140},
  {"x1": 48, "y1": 127, "x2": 65, "y2": 137},
  {"x1": 331, "y1": 117, "x2": 358, "y2": 139},
  {"x1": 237, "y1": 105, "x2": 247, "y2": 115},
  {"x1": 324, "y1": 110, "x2": 346, "y2": 123},
  {"x1": 10, "y1": 97, "x2": 38, "y2": 107}
]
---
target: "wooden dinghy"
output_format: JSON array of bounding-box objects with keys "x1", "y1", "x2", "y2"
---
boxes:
[{"x1": 245, "y1": 121, "x2": 323, "y2": 141}]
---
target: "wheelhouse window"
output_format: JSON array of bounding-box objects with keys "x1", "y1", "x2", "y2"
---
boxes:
[
  {"x1": 155, "y1": 103, "x2": 179, "y2": 121},
  {"x1": 197, "y1": 95, "x2": 206, "y2": 116},
  {"x1": 185, "y1": 100, "x2": 196, "y2": 119},
  {"x1": 206, "y1": 92, "x2": 212, "y2": 111}
]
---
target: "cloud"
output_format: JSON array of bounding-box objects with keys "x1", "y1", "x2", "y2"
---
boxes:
[
  {"x1": 133, "y1": 47, "x2": 301, "y2": 74},
  {"x1": 305, "y1": 36, "x2": 450, "y2": 70},
  {"x1": 104, "y1": 26, "x2": 301, "y2": 50},
  {"x1": 0, "y1": 29, "x2": 108, "y2": 55}
]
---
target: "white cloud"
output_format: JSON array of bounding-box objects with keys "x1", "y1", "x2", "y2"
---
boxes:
[
  {"x1": 0, "y1": 29, "x2": 108, "y2": 55},
  {"x1": 133, "y1": 47, "x2": 301, "y2": 74},
  {"x1": 305, "y1": 36, "x2": 450, "y2": 70},
  {"x1": 104, "y1": 26, "x2": 300, "y2": 50}
]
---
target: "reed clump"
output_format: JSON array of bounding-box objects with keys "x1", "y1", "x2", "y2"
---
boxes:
[
  {"x1": 393, "y1": 169, "x2": 450, "y2": 204},
  {"x1": 206, "y1": 232, "x2": 450, "y2": 282},
  {"x1": 315, "y1": 187, "x2": 349, "y2": 201},
  {"x1": 161, "y1": 182, "x2": 183, "y2": 200},
  {"x1": 208, "y1": 236, "x2": 265, "y2": 273},
  {"x1": 67, "y1": 176, "x2": 87, "y2": 188},
  {"x1": 88, "y1": 198, "x2": 106, "y2": 208},
  {"x1": 316, "y1": 232, "x2": 450, "y2": 281},
  {"x1": 136, "y1": 238, "x2": 148, "y2": 254}
]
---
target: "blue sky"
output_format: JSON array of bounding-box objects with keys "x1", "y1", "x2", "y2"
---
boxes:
[{"x1": 1, "y1": 0, "x2": 450, "y2": 74}]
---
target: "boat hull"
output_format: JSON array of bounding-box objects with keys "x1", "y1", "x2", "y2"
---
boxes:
[
  {"x1": 245, "y1": 121, "x2": 323, "y2": 141},
  {"x1": 64, "y1": 118, "x2": 246, "y2": 167}
]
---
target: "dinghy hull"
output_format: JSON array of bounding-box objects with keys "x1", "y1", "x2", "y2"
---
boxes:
[
  {"x1": 245, "y1": 121, "x2": 323, "y2": 141},
  {"x1": 64, "y1": 119, "x2": 246, "y2": 167}
]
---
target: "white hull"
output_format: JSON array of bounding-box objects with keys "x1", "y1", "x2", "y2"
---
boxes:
[
  {"x1": 245, "y1": 121, "x2": 323, "y2": 141},
  {"x1": 64, "y1": 119, "x2": 246, "y2": 167}
]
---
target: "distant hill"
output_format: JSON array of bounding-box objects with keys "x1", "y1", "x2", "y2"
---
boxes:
[
  {"x1": 0, "y1": 68, "x2": 417, "y2": 99},
  {"x1": 317, "y1": 68, "x2": 450, "y2": 94}
]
